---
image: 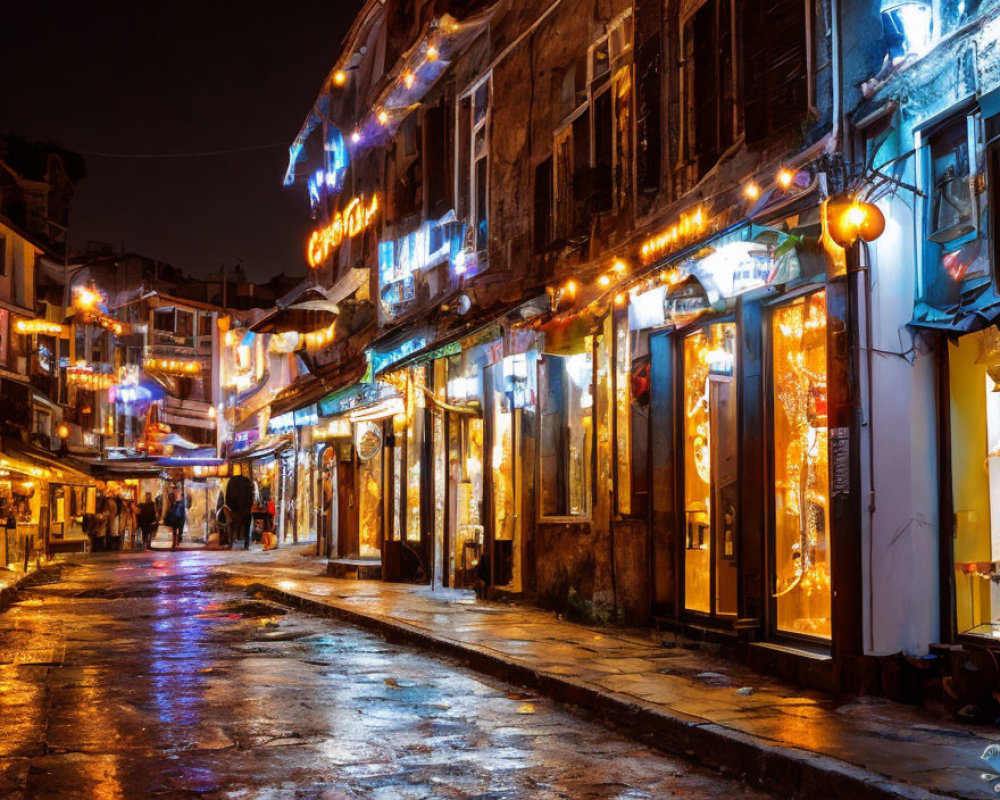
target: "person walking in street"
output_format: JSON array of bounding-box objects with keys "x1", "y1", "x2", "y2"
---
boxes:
[
  {"x1": 224, "y1": 474, "x2": 254, "y2": 551},
  {"x1": 138, "y1": 492, "x2": 157, "y2": 550},
  {"x1": 165, "y1": 488, "x2": 185, "y2": 551}
]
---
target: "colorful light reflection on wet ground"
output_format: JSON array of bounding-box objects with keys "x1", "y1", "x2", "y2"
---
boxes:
[{"x1": 0, "y1": 552, "x2": 773, "y2": 799}]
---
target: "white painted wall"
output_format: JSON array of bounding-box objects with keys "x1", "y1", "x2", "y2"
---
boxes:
[{"x1": 863, "y1": 191, "x2": 941, "y2": 656}]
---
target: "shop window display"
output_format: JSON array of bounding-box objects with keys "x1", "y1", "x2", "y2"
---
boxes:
[
  {"x1": 491, "y1": 352, "x2": 534, "y2": 590},
  {"x1": 949, "y1": 326, "x2": 1000, "y2": 637},
  {"x1": 771, "y1": 292, "x2": 831, "y2": 639},
  {"x1": 539, "y1": 348, "x2": 594, "y2": 518},
  {"x1": 682, "y1": 322, "x2": 738, "y2": 616},
  {"x1": 615, "y1": 313, "x2": 632, "y2": 514},
  {"x1": 356, "y1": 424, "x2": 382, "y2": 558},
  {"x1": 450, "y1": 416, "x2": 484, "y2": 587}
]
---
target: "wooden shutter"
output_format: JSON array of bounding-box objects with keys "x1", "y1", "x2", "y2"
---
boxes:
[
  {"x1": 634, "y1": 0, "x2": 663, "y2": 193},
  {"x1": 742, "y1": 0, "x2": 808, "y2": 145},
  {"x1": 692, "y1": 0, "x2": 719, "y2": 175},
  {"x1": 423, "y1": 99, "x2": 450, "y2": 218},
  {"x1": 534, "y1": 156, "x2": 553, "y2": 251}
]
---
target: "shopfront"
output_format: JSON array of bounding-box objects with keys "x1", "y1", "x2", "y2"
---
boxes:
[
  {"x1": 631, "y1": 214, "x2": 847, "y2": 659},
  {"x1": 427, "y1": 343, "x2": 487, "y2": 589},
  {"x1": 316, "y1": 381, "x2": 397, "y2": 565}
]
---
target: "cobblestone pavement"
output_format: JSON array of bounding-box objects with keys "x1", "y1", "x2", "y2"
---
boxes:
[{"x1": 0, "y1": 552, "x2": 773, "y2": 799}]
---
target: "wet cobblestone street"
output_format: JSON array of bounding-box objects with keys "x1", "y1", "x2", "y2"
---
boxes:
[{"x1": 0, "y1": 553, "x2": 772, "y2": 799}]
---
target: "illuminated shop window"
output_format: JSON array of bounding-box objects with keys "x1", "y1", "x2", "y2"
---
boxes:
[
  {"x1": 613, "y1": 313, "x2": 650, "y2": 517},
  {"x1": 683, "y1": 323, "x2": 738, "y2": 616},
  {"x1": 491, "y1": 352, "x2": 534, "y2": 590},
  {"x1": 357, "y1": 426, "x2": 382, "y2": 558},
  {"x1": 771, "y1": 292, "x2": 831, "y2": 639},
  {"x1": 615, "y1": 314, "x2": 632, "y2": 515},
  {"x1": 948, "y1": 326, "x2": 1000, "y2": 638},
  {"x1": 539, "y1": 348, "x2": 594, "y2": 518},
  {"x1": 405, "y1": 366, "x2": 426, "y2": 543}
]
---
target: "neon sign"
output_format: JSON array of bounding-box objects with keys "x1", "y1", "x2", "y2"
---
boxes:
[{"x1": 306, "y1": 194, "x2": 379, "y2": 268}]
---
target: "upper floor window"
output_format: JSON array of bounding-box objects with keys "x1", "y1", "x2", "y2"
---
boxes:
[
  {"x1": 920, "y1": 112, "x2": 989, "y2": 307},
  {"x1": 458, "y1": 76, "x2": 491, "y2": 253},
  {"x1": 741, "y1": 0, "x2": 808, "y2": 145},
  {"x1": 682, "y1": 0, "x2": 737, "y2": 178},
  {"x1": 589, "y1": 13, "x2": 633, "y2": 213}
]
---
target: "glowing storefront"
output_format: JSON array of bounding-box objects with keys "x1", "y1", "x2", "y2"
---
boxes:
[{"x1": 627, "y1": 214, "x2": 848, "y2": 656}]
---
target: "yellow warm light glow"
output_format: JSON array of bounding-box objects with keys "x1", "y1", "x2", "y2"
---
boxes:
[
  {"x1": 597, "y1": 274, "x2": 611, "y2": 288},
  {"x1": 611, "y1": 259, "x2": 627, "y2": 274},
  {"x1": 306, "y1": 193, "x2": 379, "y2": 268},
  {"x1": 144, "y1": 358, "x2": 202, "y2": 376},
  {"x1": 14, "y1": 318, "x2": 64, "y2": 336},
  {"x1": 640, "y1": 207, "x2": 708, "y2": 264},
  {"x1": 564, "y1": 279, "x2": 578, "y2": 297},
  {"x1": 333, "y1": 70, "x2": 347, "y2": 86},
  {"x1": 426, "y1": 45, "x2": 438, "y2": 61},
  {"x1": 777, "y1": 169, "x2": 795, "y2": 189},
  {"x1": 57, "y1": 425, "x2": 69, "y2": 439},
  {"x1": 403, "y1": 72, "x2": 415, "y2": 89},
  {"x1": 614, "y1": 293, "x2": 626, "y2": 307},
  {"x1": 74, "y1": 287, "x2": 100, "y2": 309},
  {"x1": 378, "y1": 110, "x2": 389, "y2": 125},
  {"x1": 845, "y1": 204, "x2": 866, "y2": 228},
  {"x1": 744, "y1": 182, "x2": 760, "y2": 200}
]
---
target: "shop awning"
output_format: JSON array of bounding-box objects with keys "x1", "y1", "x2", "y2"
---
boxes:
[
  {"x1": 318, "y1": 380, "x2": 399, "y2": 419},
  {"x1": 909, "y1": 279, "x2": 1000, "y2": 335},
  {"x1": 249, "y1": 270, "x2": 367, "y2": 335},
  {"x1": 269, "y1": 354, "x2": 367, "y2": 419},
  {"x1": 0, "y1": 439, "x2": 94, "y2": 484},
  {"x1": 231, "y1": 436, "x2": 289, "y2": 462}
]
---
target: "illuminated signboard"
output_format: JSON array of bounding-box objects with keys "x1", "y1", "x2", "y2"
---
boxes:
[
  {"x1": 307, "y1": 194, "x2": 379, "y2": 268},
  {"x1": 378, "y1": 213, "x2": 467, "y2": 317},
  {"x1": 370, "y1": 337, "x2": 427, "y2": 374}
]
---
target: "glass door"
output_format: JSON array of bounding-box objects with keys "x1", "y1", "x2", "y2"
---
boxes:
[
  {"x1": 682, "y1": 322, "x2": 738, "y2": 616},
  {"x1": 770, "y1": 291, "x2": 831, "y2": 640}
]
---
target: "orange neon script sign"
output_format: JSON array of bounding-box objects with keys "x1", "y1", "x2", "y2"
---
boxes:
[{"x1": 306, "y1": 194, "x2": 379, "y2": 268}]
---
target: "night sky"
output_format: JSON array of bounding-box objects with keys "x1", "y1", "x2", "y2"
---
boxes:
[{"x1": 0, "y1": 1, "x2": 363, "y2": 282}]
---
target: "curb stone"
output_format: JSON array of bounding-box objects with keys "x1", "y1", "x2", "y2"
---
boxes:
[
  {"x1": 0, "y1": 561, "x2": 64, "y2": 611},
  {"x1": 243, "y1": 581, "x2": 955, "y2": 800}
]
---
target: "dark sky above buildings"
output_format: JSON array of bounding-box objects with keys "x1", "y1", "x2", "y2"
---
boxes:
[{"x1": 0, "y1": 1, "x2": 363, "y2": 281}]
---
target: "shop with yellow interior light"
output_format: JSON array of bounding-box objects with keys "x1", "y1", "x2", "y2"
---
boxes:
[
  {"x1": 605, "y1": 174, "x2": 877, "y2": 685},
  {"x1": 0, "y1": 447, "x2": 97, "y2": 563}
]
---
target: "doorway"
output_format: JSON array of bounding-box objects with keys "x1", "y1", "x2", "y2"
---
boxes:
[{"x1": 681, "y1": 321, "x2": 738, "y2": 618}]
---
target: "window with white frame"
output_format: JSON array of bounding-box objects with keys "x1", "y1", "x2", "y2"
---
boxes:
[{"x1": 459, "y1": 76, "x2": 491, "y2": 254}]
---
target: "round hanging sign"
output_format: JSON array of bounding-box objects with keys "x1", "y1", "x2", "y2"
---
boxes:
[{"x1": 356, "y1": 421, "x2": 382, "y2": 461}]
